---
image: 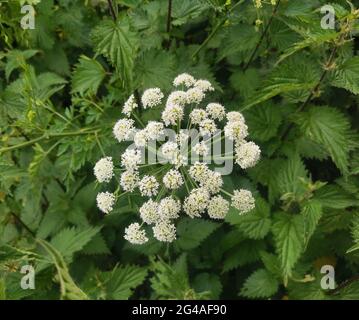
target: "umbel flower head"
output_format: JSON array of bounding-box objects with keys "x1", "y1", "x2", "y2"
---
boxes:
[{"x1": 94, "y1": 73, "x2": 261, "y2": 245}]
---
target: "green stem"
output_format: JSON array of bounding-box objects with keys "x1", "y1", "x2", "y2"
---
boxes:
[
  {"x1": 0, "y1": 129, "x2": 100, "y2": 154},
  {"x1": 133, "y1": 111, "x2": 145, "y2": 128},
  {"x1": 220, "y1": 188, "x2": 233, "y2": 197},
  {"x1": 191, "y1": 0, "x2": 245, "y2": 59}
]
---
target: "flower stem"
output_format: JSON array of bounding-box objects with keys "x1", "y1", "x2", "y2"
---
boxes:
[{"x1": 0, "y1": 129, "x2": 100, "y2": 154}]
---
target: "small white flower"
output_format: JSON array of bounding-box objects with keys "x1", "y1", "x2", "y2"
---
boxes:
[
  {"x1": 141, "y1": 88, "x2": 164, "y2": 109},
  {"x1": 134, "y1": 130, "x2": 148, "y2": 147},
  {"x1": 207, "y1": 195, "x2": 229, "y2": 219},
  {"x1": 139, "y1": 175, "x2": 159, "y2": 197},
  {"x1": 120, "y1": 170, "x2": 139, "y2": 192},
  {"x1": 167, "y1": 91, "x2": 188, "y2": 107},
  {"x1": 96, "y1": 192, "x2": 115, "y2": 214},
  {"x1": 94, "y1": 157, "x2": 114, "y2": 183},
  {"x1": 190, "y1": 109, "x2": 208, "y2": 125},
  {"x1": 113, "y1": 119, "x2": 135, "y2": 143},
  {"x1": 122, "y1": 94, "x2": 138, "y2": 117},
  {"x1": 235, "y1": 141, "x2": 261, "y2": 169},
  {"x1": 199, "y1": 119, "x2": 217, "y2": 136},
  {"x1": 158, "y1": 196, "x2": 181, "y2": 220},
  {"x1": 163, "y1": 169, "x2": 184, "y2": 190},
  {"x1": 189, "y1": 162, "x2": 209, "y2": 183},
  {"x1": 124, "y1": 223, "x2": 148, "y2": 244},
  {"x1": 231, "y1": 189, "x2": 255, "y2": 214},
  {"x1": 194, "y1": 79, "x2": 214, "y2": 92},
  {"x1": 227, "y1": 111, "x2": 245, "y2": 124},
  {"x1": 139, "y1": 199, "x2": 159, "y2": 225},
  {"x1": 200, "y1": 170, "x2": 223, "y2": 194},
  {"x1": 121, "y1": 148, "x2": 142, "y2": 171},
  {"x1": 145, "y1": 121, "x2": 164, "y2": 140},
  {"x1": 171, "y1": 153, "x2": 187, "y2": 168},
  {"x1": 173, "y1": 73, "x2": 196, "y2": 88},
  {"x1": 183, "y1": 187, "x2": 210, "y2": 218},
  {"x1": 193, "y1": 141, "x2": 209, "y2": 156},
  {"x1": 153, "y1": 221, "x2": 176, "y2": 242},
  {"x1": 206, "y1": 103, "x2": 226, "y2": 121},
  {"x1": 161, "y1": 141, "x2": 179, "y2": 160},
  {"x1": 224, "y1": 121, "x2": 248, "y2": 142},
  {"x1": 162, "y1": 104, "x2": 184, "y2": 126},
  {"x1": 186, "y1": 88, "x2": 205, "y2": 104}
]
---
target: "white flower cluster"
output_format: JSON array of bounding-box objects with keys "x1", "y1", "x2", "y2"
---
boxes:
[{"x1": 94, "y1": 73, "x2": 261, "y2": 245}]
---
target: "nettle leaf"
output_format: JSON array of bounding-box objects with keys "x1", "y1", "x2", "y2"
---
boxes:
[
  {"x1": 331, "y1": 56, "x2": 359, "y2": 94},
  {"x1": 242, "y1": 55, "x2": 320, "y2": 110},
  {"x1": 176, "y1": 218, "x2": 220, "y2": 250},
  {"x1": 193, "y1": 273, "x2": 222, "y2": 299},
  {"x1": 230, "y1": 68, "x2": 261, "y2": 100},
  {"x1": 301, "y1": 200, "x2": 323, "y2": 247},
  {"x1": 296, "y1": 106, "x2": 352, "y2": 175},
  {"x1": 275, "y1": 153, "x2": 308, "y2": 198},
  {"x1": 347, "y1": 215, "x2": 359, "y2": 254},
  {"x1": 100, "y1": 265, "x2": 147, "y2": 299},
  {"x1": 134, "y1": 50, "x2": 176, "y2": 91},
  {"x1": 5, "y1": 49, "x2": 38, "y2": 81},
  {"x1": 72, "y1": 55, "x2": 106, "y2": 96},
  {"x1": 81, "y1": 232, "x2": 111, "y2": 255},
  {"x1": 272, "y1": 213, "x2": 305, "y2": 280},
  {"x1": 244, "y1": 103, "x2": 282, "y2": 142},
  {"x1": 277, "y1": 29, "x2": 337, "y2": 65},
  {"x1": 240, "y1": 269, "x2": 279, "y2": 299},
  {"x1": 150, "y1": 254, "x2": 196, "y2": 300},
  {"x1": 172, "y1": 0, "x2": 209, "y2": 26},
  {"x1": 218, "y1": 24, "x2": 260, "y2": 62},
  {"x1": 222, "y1": 240, "x2": 266, "y2": 273},
  {"x1": 50, "y1": 226, "x2": 102, "y2": 263},
  {"x1": 260, "y1": 251, "x2": 282, "y2": 278},
  {"x1": 314, "y1": 184, "x2": 359, "y2": 209},
  {"x1": 92, "y1": 18, "x2": 139, "y2": 87},
  {"x1": 226, "y1": 198, "x2": 271, "y2": 240}
]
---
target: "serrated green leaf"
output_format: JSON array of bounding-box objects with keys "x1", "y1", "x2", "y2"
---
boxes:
[
  {"x1": 240, "y1": 269, "x2": 279, "y2": 299},
  {"x1": 176, "y1": 218, "x2": 220, "y2": 250},
  {"x1": 101, "y1": 265, "x2": 147, "y2": 299},
  {"x1": 72, "y1": 55, "x2": 106, "y2": 95},
  {"x1": 302, "y1": 200, "x2": 323, "y2": 247},
  {"x1": 222, "y1": 240, "x2": 266, "y2": 273},
  {"x1": 193, "y1": 273, "x2": 222, "y2": 299},
  {"x1": 244, "y1": 103, "x2": 282, "y2": 142},
  {"x1": 275, "y1": 153, "x2": 308, "y2": 197},
  {"x1": 332, "y1": 56, "x2": 359, "y2": 94},
  {"x1": 296, "y1": 106, "x2": 352, "y2": 175},
  {"x1": 51, "y1": 226, "x2": 102, "y2": 262},
  {"x1": 314, "y1": 184, "x2": 359, "y2": 209},
  {"x1": 272, "y1": 213, "x2": 305, "y2": 280},
  {"x1": 226, "y1": 198, "x2": 271, "y2": 240},
  {"x1": 92, "y1": 18, "x2": 138, "y2": 87}
]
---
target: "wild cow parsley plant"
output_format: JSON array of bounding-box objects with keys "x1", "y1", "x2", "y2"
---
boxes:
[{"x1": 94, "y1": 73, "x2": 261, "y2": 244}]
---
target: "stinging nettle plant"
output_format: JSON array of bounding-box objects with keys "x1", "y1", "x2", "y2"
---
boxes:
[
  {"x1": 94, "y1": 73, "x2": 261, "y2": 244},
  {"x1": 1, "y1": 0, "x2": 359, "y2": 301}
]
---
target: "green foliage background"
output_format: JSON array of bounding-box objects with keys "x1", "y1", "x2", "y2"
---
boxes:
[{"x1": 0, "y1": 0, "x2": 359, "y2": 300}]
